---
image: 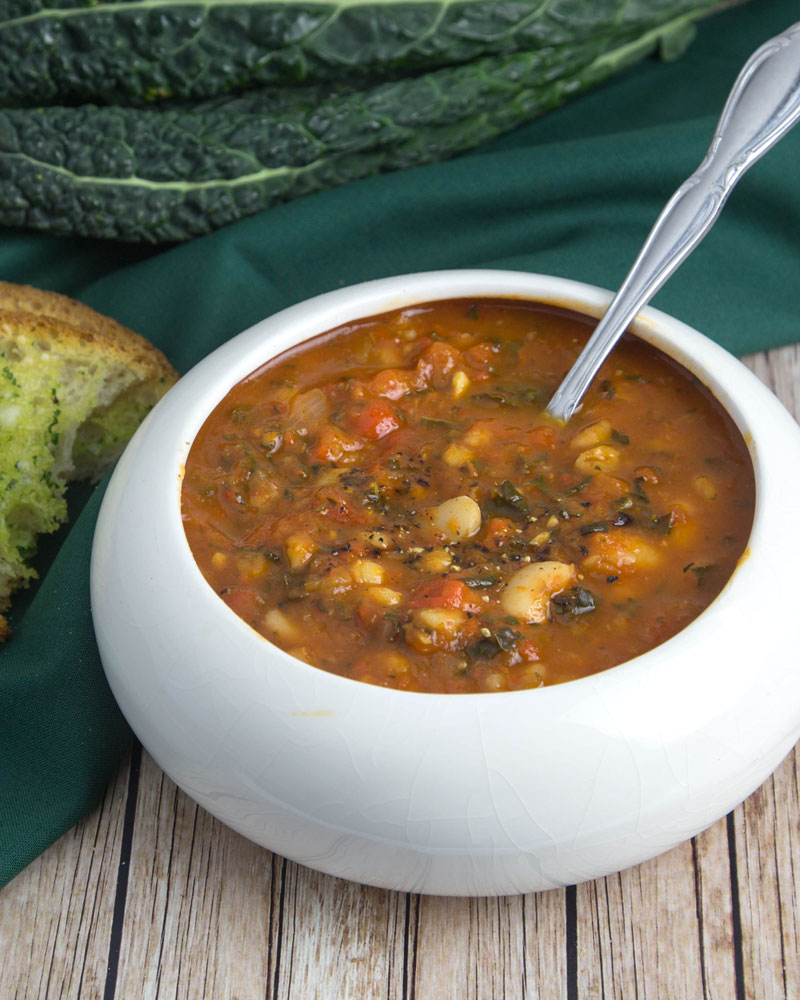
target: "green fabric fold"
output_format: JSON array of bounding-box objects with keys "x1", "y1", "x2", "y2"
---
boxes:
[{"x1": 1, "y1": 0, "x2": 798, "y2": 887}]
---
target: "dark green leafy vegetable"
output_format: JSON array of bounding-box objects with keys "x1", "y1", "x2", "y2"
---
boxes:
[
  {"x1": 421, "y1": 417, "x2": 460, "y2": 429},
  {"x1": 631, "y1": 479, "x2": 650, "y2": 504},
  {"x1": 0, "y1": 0, "x2": 717, "y2": 107},
  {"x1": 466, "y1": 625, "x2": 521, "y2": 661},
  {"x1": 492, "y1": 480, "x2": 530, "y2": 518},
  {"x1": 600, "y1": 380, "x2": 616, "y2": 399},
  {"x1": 470, "y1": 392, "x2": 514, "y2": 407},
  {"x1": 494, "y1": 625, "x2": 521, "y2": 651},
  {"x1": 551, "y1": 586, "x2": 596, "y2": 619},
  {"x1": 649, "y1": 512, "x2": 675, "y2": 534},
  {"x1": 567, "y1": 477, "x2": 592, "y2": 495},
  {"x1": 467, "y1": 636, "x2": 503, "y2": 661},
  {"x1": 381, "y1": 611, "x2": 403, "y2": 640},
  {"x1": 580, "y1": 520, "x2": 610, "y2": 536},
  {"x1": 0, "y1": 0, "x2": 736, "y2": 242},
  {"x1": 471, "y1": 384, "x2": 545, "y2": 408}
]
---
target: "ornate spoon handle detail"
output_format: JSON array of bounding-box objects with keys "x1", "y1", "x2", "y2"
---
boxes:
[{"x1": 546, "y1": 21, "x2": 800, "y2": 423}]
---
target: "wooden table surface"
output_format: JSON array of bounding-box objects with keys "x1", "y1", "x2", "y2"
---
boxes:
[{"x1": 3, "y1": 344, "x2": 799, "y2": 1000}]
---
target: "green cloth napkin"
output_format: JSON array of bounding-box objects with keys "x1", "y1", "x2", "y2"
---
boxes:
[{"x1": 1, "y1": 0, "x2": 798, "y2": 888}]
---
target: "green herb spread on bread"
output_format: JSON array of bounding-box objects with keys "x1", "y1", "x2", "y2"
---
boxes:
[{"x1": 0, "y1": 282, "x2": 177, "y2": 639}]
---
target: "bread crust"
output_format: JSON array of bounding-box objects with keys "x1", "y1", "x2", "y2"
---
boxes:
[{"x1": 0, "y1": 281, "x2": 176, "y2": 383}]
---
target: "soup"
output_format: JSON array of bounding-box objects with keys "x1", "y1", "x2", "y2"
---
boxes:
[{"x1": 181, "y1": 298, "x2": 755, "y2": 693}]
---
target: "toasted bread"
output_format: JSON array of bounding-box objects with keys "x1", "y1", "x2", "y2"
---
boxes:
[{"x1": 0, "y1": 282, "x2": 178, "y2": 638}]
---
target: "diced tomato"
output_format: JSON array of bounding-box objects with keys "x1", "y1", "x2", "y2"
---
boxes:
[
  {"x1": 517, "y1": 639, "x2": 540, "y2": 662},
  {"x1": 309, "y1": 426, "x2": 363, "y2": 463},
  {"x1": 354, "y1": 600, "x2": 383, "y2": 630},
  {"x1": 527, "y1": 425, "x2": 555, "y2": 449},
  {"x1": 369, "y1": 369, "x2": 417, "y2": 400},
  {"x1": 407, "y1": 577, "x2": 482, "y2": 613},
  {"x1": 368, "y1": 343, "x2": 459, "y2": 400},
  {"x1": 579, "y1": 472, "x2": 629, "y2": 507},
  {"x1": 420, "y1": 341, "x2": 458, "y2": 387},
  {"x1": 317, "y1": 488, "x2": 370, "y2": 525},
  {"x1": 352, "y1": 400, "x2": 401, "y2": 440},
  {"x1": 483, "y1": 517, "x2": 515, "y2": 547},
  {"x1": 634, "y1": 465, "x2": 661, "y2": 485},
  {"x1": 464, "y1": 342, "x2": 495, "y2": 370}
]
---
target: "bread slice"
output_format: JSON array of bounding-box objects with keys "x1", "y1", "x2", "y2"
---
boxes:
[{"x1": 0, "y1": 282, "x2": 178, "y2": 638}]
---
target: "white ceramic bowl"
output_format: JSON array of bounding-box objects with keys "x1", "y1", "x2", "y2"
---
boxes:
[{"x1": 91, "y1": 270, "x2": 800, "y2": 897}]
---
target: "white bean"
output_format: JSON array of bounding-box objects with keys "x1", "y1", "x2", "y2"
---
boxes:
[
  {"x1": 569, "y1": 418, "x2": 613, "y2": 450},
  {"x1": 366, "y1": 586, "x2": 404, "y2": 606},
  {"x1": 350, "y1": 558, "x2": 385, "y2": 585},
  {"x1": 574, "y1": 445, "x2": 621, "y2": 475},
  {"x1": 442, "y1": 442, "x2": 474, "y2": 467},
  {"x1": 451, "y1": 370, "x2": 471, "y2": 398},
  {"x1": 418, "y1": 547, "x2": 453, "y2": 572},
  {"x1": 693, "y1": 475, "x2": 717, "y2": 500},
  {"x1": 285, "y1": 531, "x2": 316, "y2": 569},
  {"x1": 501, "y1": 561, "x2": 576, "y2": 624},
  {"x1": 428, "y1": 495, "x2": 482, "y2": 541},
  {"x1": 263, "y1": 608, "x2": 300, "y2": 642}
]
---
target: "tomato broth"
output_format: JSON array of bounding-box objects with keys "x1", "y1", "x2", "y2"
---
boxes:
[{"x1": 181, "y1": 298, "x2": 755, "y2": 693}]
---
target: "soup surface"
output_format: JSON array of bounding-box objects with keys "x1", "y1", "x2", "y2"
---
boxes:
[{"x1": 182, "y1": 298, "x2": 755, "y2": 693}]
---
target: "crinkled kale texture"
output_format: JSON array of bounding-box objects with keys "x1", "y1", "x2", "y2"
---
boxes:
[{"x1": 0, "y1": 0, "x2": 732, "y2": 241}]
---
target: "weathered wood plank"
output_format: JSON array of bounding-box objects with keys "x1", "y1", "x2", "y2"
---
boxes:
[
  {"x1": 111, "y1": 751, "x2": 410, "y2": 1000},
  {"x1": 521, "y1": 888, "x2": 569, "y2": 1000},
  {"x1": 0, "y1": 752, "x2": 131, "y2": 1000},
  {"x1": 268, "y1": 862, "x2": 408, "y2": 1000},
  {"x1": 411, "y1": 894, "x2": 524, "y2": 1000},
  {"x1": 113, "y1": 750, "x2": 272, "y2": 1000},
  {"x1": 742, "y1": 344, "x2": 800, "y2": 421},
  {"x1": 575, "y1": 822, "x2": 738, "y2": 1000},
  {"x1": 411, "y1": 889, "x2": 567, "y2": 1000},
  {"x1": 692, "y1": 820, "x2": 741, "y2": 999},
  {"x1": 577, "y1": 842, "x2": 704, "y2": 999},
  {"x1": 732, "y1": 747, "x2": 800, "y2": 1000}
]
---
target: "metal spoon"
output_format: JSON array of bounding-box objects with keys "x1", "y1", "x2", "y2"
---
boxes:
[{"x1": 545, "y1": 21, "x2": 800, "y2": 424}]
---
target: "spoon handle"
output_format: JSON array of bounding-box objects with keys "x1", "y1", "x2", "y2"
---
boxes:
[{"x1": 546, "y1": 21, "x2": 800, "y2": 423}]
